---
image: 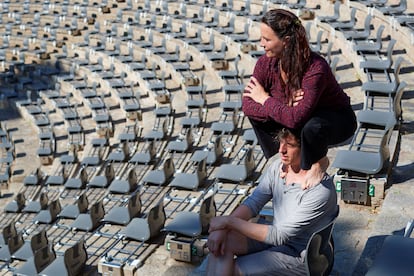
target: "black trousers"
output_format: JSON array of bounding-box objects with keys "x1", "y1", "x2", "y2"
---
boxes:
[{"x1": 249, "y1": 106, "x2": 357, "y2": 170}]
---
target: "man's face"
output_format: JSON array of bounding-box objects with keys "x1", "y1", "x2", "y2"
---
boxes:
[
  {"x1": 278, "y1": 135, "x2": 301, "y2": 167},
  {"x1": 259, "y1": 23, "x2": 286, "y2": 58}
]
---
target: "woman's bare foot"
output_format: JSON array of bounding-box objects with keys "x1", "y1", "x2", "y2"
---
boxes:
[{"x1": 302, "y1": 156, "x2": 329, "y2": 189}]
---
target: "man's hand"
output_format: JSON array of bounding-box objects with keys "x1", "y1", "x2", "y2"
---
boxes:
[
  {"x1": 207, "y1": 229, "x2": 227, "y2": 256},
  {"x1": 209, "y1": 216, "x2": 230, "y2": 232},
  {"x1": 243, "y1": 77, "x2": 270, "y2": 105}
]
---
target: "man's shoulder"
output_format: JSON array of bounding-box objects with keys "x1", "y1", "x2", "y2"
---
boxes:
[{"x1": 308, "y1": 175, "x2": 337, "y2": 201}]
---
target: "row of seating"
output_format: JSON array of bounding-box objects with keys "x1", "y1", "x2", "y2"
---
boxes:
[
  {"x1": 320, "y1": 1, "x2": 411, "y2": 204},
  {"x1": 0, "y1": 123, "x2": 14, "y2": 186}
]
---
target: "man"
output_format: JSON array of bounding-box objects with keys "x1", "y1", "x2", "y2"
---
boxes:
[{"x1": 206, "y1": 128, "x2": 338, "y2": 275}]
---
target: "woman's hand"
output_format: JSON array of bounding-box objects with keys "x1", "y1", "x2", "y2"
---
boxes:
[
  {"x1": 289, "y1": 89, "x2": 304, "y2": 107},
  {"x1": 243, "y1": 77, "x2": 270, "y2": 105}
]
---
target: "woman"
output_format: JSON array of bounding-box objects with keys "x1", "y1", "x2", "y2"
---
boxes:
[{"x1": 243, "y1": 9, "x2": 357, "y2": 187}]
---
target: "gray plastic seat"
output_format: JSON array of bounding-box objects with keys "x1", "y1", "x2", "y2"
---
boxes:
[
  {"x1": 377, "y1": 0, "x2": 407, "y2": 15},
  {"x1": 45, "y1": 172, "x2": 66, "y2": 186},
  {"x1": 143, "y1": 158, "x2": 175, "y2": 186},
  {"x1": 22, "y1": 192, "x2": 48, "y2": 213},
  {"x1": 4, "y1": 192, "x2": 25, "y2": 213},
  {"x1": 32, "y1": 199, "x2": 62, "y2": 224},
  {"x1": 71, "y1": 200, "x2": 104, "y2": 232},
  {"x1": 163, "y1": 195, "x2": 216, "y2": 237},
  {"x1": 88, "y1": 163, "x2": 114, "y2": 188},
  {"x1": 107, "y1": 142, "x2": 129, "y2": 162},
  {"x1": 23, "y1": 168, "x2": 42, "y2": 185},
  {"x1": 169, "y1": 159, "x2": 207, "y2": 190},
  {"x1": 64, "y1": 167, "x2": 88, "y2": 189},
  {"x1": 359, "y1": 39, "x2": 396, "y2": 74},
  {"x1": 332, "y1": 119, "x2": 396, "y2": 175},
  {"x1": 366, "y1": 234, "x2": 414, "y2": 276},
  {"x1": 166, "y1": 131, "x2": 193, "y2": 153},
  {"x1": 0, "y1": 221, "x2": 17, "y2": 246},
  {"x1": 144, "y1": 119, "x2": 168, "y2": 141},
  {"x1": 362, "y1": 57, "x2": 405, "y2": 111},
  {"x1": 130, "y1": 141, "x2": 156, "y2": 164},
  {"x1": 108, "y1": 168, "x2": 138, "y2": 194},
  {"x1": 330, "y1": 7, "x2": 357, "y2": 30},
  {"x1": 215, "y1": 148, "x2": 255, "y2": 182},
  {"x1": 40, "y1": 240, "x2": 87, "y2": 276},
  {"x1": 318, "y1": 0, "x2": 341, "y2": 22},
  {"x1": 342, "y1": 15, "x2": 372, "y2": 41},
  {"x1": 58, "y1": 193, "x2": 89, "y2": 219},
  {"x1": 305, "y1": 206, "x2": 339, "y2": 276},
  {"x1": 358, "y1": 81, "x2": 407, "y2": 125},
  {"x1": 0, "y1": 232, "x2": 24, "y2": 262},
  {"x1": 353, "y1": 25, "x2": 385, "y2": 54},
  {"x1": 14, "y1": 244, "x2": 56, "y2": 276},
  {"x1": 191, "y1": 136, "x2": 224, "y2": 166},
  {"x1": 122, "y1": 201, "x2": 166, "y2": 242},
  {"x1": 103, "y1": 193, "x2": 141, "y2": 225},
  {"x1": 12, "y1": 229, "x2": 49, "y2": 261}
]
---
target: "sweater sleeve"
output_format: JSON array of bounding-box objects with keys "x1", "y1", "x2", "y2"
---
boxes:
[
  {"x1": 262, "y1": 58, "x2": 329, "y2": 129},
  {"x1": 242, "y1": 56, "x2": 277, "y2": 122}
]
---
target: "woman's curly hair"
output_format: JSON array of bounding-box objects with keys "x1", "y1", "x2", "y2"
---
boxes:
[{"x1": 262, "y1": 9, "x2": 311, "y2": 96}]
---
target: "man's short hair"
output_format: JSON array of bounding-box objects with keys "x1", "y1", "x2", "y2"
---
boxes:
[{"x1": 276, "y1": 128, "x2": 301, "y2": 146}]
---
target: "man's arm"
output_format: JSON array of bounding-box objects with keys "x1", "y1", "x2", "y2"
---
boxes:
[
  {"x1": 207, "y1": 204, "x2": 254, "y2": 256},
  {"x1": 209, "y1": 209, "x2": 269, "y2": 243}
]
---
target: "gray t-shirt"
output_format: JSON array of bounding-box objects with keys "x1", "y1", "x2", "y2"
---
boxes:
[{"x1": 242, "y1": 159, "x2": 338, "y2": 255}]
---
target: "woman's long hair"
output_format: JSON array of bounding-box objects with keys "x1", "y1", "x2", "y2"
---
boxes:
[{"x1": 262, "y1": 9, "x2": 311, "y2": 95}]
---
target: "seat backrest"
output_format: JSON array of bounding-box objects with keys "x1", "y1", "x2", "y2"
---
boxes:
[
  {"x1": 163, "y1": 157, "x2": 175, "y2": 180},
  {"x1": 128, "y1": 193, "x2": 142, "y2": 218},
  {"x1": 76, "y1": 193, "x2": 89, "y2": 214},
  {"x1": 200, "y1": 194, "x2": 217, "y2": 234},
  {"x1": 15, "y1": 192, "x2": 26, "y2": 210},
  {"x1": 127, "y1": 167, "x2": 138, "y2": 189},
  {"x1": 392, "y1": 81, "x2": 407, "y2": 120},
  {"x1": 34, "y1": 244, "x2": 56, "y2": 273},
  {"x1": 39, "y1": 192, "x2": 49, "y2": 210},
  {"x1": 305, "y1": 207, "x2": 339, "y2": 276},
  {"x1": 244, "y1": 147, "x2": 255, "y2": 177},
  {"x1": 213, "y1": 135, "x2": 224, "y2": 161},
  {"x1": 91, "y1": 200, "x2": 105, "y2": 228},
  {"x1": 8, "y1": 232, "x2": 24, "y2": 254},
  {"x1": 349, "y1": 7, "x2": 357, "y2": 24},
  {"x1": 196, "y1": 158, "x2": 207, "y2": 183},
  {"x1": 79, "y1": 167, "x2": 88, "y2": 187},
  {"x1": 363, "y1": 14, "x2": 372, "y2": 33},
  {"x1": 1, "y1": 221, "x2": 17, "y2": 245},
  {"x1": 333, "y1": 0, "x2": 341, "y2": 17},
  {"x1": 147, "y1": 200, "x2": 166, "y2": 239},
  {"x1": 104, "y1": 163, "x2": 115, "y2": 183},
  {"x1": 392, "y1": 56, "x2": 405, "y2": 87},
  {"x1": 48, "y1": 199, "x2": 62, "y2": 221},
  {"x1": 64, "y1": 239, "x2": 87, "y2": 276},
  {"x1": 30, "y1": 229, "x2": 49, "y2": 252},
  {"x1": 375, "y1": 25, "x2": 385, "y2": 46}
]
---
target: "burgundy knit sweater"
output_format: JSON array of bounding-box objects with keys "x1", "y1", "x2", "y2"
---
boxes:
[{"x1": 242, "y1": 52, "x2": 351, "y2": 129}]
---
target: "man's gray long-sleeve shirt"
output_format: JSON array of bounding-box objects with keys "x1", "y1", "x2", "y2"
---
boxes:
[{"x1": 242, "y1": 159, "x2": 338, "y2": 256}]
